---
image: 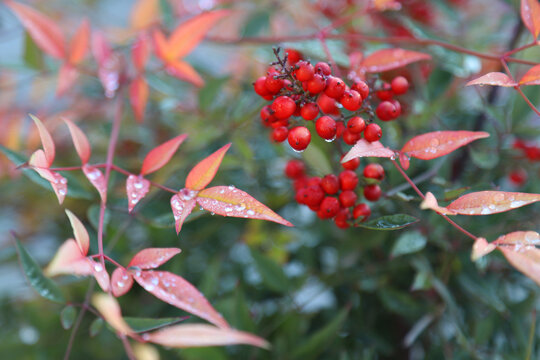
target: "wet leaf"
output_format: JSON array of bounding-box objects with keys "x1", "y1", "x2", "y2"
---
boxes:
[
  {"x1": 361, "y1": 48, "x2": 431, "y2": 73},
  {"x1": 185, "y1": 144, "x2": 231, "y2": 190},
  {"x1": 29, "y1": 114, "x2": 55, "y2": 166},
  {"x1": 521, "y1": 0, "x2": 540, "y2": 40},
  {"x1": 391, "y1": 231, "x2": 427, "y2": 257},
  {"x1": 126, "y1": 175, "x2": 150, "y2": 213},
  {"x1": 61, "y1": 305, "x2": 77, "y2": 329},
  {"x1": 68, "y1": 19, "x2": 90, "y2": 65},
  {"x1": 30, "y1": 162, "x2": 68, "y2": 204},
  {"x1": 89, "y1": 318, "x2": 104, "y2": 337},
  {"x1": 82, "y1": 165, "x2": 107, "y2": 202},
  {"x1": 124, "y1": 316, "x2": 187, "y2": 333},
  {"x1": 341, "y1": 140, "x2": 395, "y2": 162},
  {"x1": 90, "y1": 260, "x2": 110, "y2": 292},
  {"x1": 45, "y1": 239, "x2": 92, "y2": 277},
  {"x1": 466, "y1": 72, "x2": 517, "y2": 87},
  {"x1": 64, "y1": 118, "x2": 91, "y2": 164},
  {"x1": 140, "y1": 134, "x2": 187, "y2": 175},
  {"x1": 111, "y1": 267, "x2": 134, "y2": 297},
  {"x1": 250, "y1": 249, "x2": 290, "y2": 293},
  {"x1": 401, "y1": 131, "x2": 489, "y2": 160},
  {"x1": 128, "y1": 248, "x2": 182, "y2": 269},
  {"x1": 498, "y1": 246, "x2": 540, "y2": 287},
  {"x1": 92, "y1": 293, "x2": 134, "y2": 336},
  {"x1": 519, "y1": 64, "x2": 540, "y2": 86},
  {"x1": 170, "y1": 192, "x2": 198, "y2": 234},
  {"x1": 356, "y1": 214, "x2": 419, "y2": 230},
  {"x1": 471, "y1": 237, "x2": 496, "y2": 261},
  {"x1": 65, "y1": 209, "x2": 89, "y2": 255}
]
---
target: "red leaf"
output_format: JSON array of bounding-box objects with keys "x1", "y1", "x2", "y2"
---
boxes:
[
  {"x1": 130, "y1": 76, "x2": 149, "y2": 123},
  {"x1": 185, "y1": 144, "x2": 231, "y2": 191},
  {"x1": 140, "y1": 134, "x2": 187, "y2": 176},
  {"x1": 466, "y1": 72, "x2": 517, "y2": 87},
  {"x1": 399, "y1": 152, "x2": 410, "y2": 170},
  {"x1": 170, "y1": 191, "x2": 198, "y2": 234},
  {"x1": 165, "y1": 60, "x2": 205, "y2": 87},
  {"x1": 197, "y1": 186, "x2": 293, "y2": 227},
  {"x1": 64, "y1": 118, "x2": 91, "y2": 164},
  {"x1": 68, "y1": 19, "x2": 90, "y2": 65},
  {"x1": 521, "y1": 0, "x2": 540, "y2": 40},
  {"x1": 29, "y1": 114, "x2": 55, "y2": 166},
  {"x1": 29, "y1": 155, "x2": 67, "y2": 204},
  {"x1": 65, "y1": 209, "x2": 89, "y2": 255},
  {"x1": 56, "y1": 63, "x2": 79, "y2": 97},
  {"x1": 132, "y1": 34, "x2": 150, "y2": 72},
  {"x1": 341, "y1": 140, "x2": 395, "y2": 163},
  {"x1": 128, "y1": 248, "x2": 182, "y2": 269},
  {"x1": 82, "y1": 164, "x2": 107, "y2": 202},
  {"x1": 133, "y1": 270, "x2": 229, "y2": 328},
  {"x1": 401, "y1": 131, "x2": 489, "y2": 160},
  {"x1": 111, "y1": 267, "x2": 134, "y2": 297},
  {"x1": 146, "y1": 324, "x2": 269, "y2": 349},
  {"x1": 126, "y1": 175, "x2": 150, "y2": 213},
  {"x1": 45, "y1": 239, "x2": 92, "y2": 277},
  {"x1": 91, "y1": 30, "x2": 112, "y2": 65},
  {"x1": 6, "y1": 1, "x2": 65, "y2": 59},
  {"x1": 91, "y1": 260, "x2": 110, "y2": 292},
  {"x1": 92, "y1": 294, "x2": 135, "y2": 336},
  {"x1": 493, "y1": 231, "x2": 540, "y2": 247},
  {"x1": 151, "y1": 29, "x2": 170, "y2": 62},
  {"x1": 361, "y1": 48, "x2": 431, "y2": 73},
  {"x1": 519, "y1": 64, "x2": 540, "y2": 85},
  {"x1": 471, "y1": 237, "x2": 495, "y2": 261}
]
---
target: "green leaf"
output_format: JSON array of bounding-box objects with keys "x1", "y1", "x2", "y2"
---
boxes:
[
  {"x1": 250, "y1": 249, "x2": 290, "y2": 293},
  {"x1": 159, "y1": 0, "x2": 174, "y2": 28},
  {"x1": 391, "y1": 230, "x2": 427, "y2": 257},
  {"x1": 89, "y1": 317, "x2": 104, "y2": 337},
  {"x1": 291, "y1": 308, "x2": 348, "y2": 359},
  {"x1": 302, "y1": 143, "x2": 332, "y2": 176},
  {"x1": 123, "y1": 317, "x2": 187, "y2": 333},
  {"x1": 356, "y1": 214, "x2": 419, "y2": 230},
  {"x1": 23, "y1": 31, "x2": 44, "y2": 70},
  {"x1": 198, "y1": 77, "x2": 228, "y2": 110},
  {"x1": 14, "y1": 236, "x2": 65, "y2": 303},
  {"x1": 60, "y1": 306, "x2": 77, "y2": 329},
  {"x1": 469, "y1": 146, "x2": 499, "y2": 170}
]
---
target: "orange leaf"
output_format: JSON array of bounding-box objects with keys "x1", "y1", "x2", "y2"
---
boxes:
[
  {"x1": 132, "y1": 34, "x2": 150, "y2": 72},
  {"x1": 68, "y1": 19, "x2": 90, "y2": 65},
  {"x1": 398, "y1": 152, "x2": 410, "y2": 170},
  {"x1": 170, "y1": 191, "x2": 198, "y2": 234},
  {"x1": 29, "y1": 150, "x2": 67, "y2": 204},
  {"x1": 45, "y1": 239, "x2": 92, "y2": 277},
  {"x1": 130, "y1": 0, "x2": 160, "y2": 30},
  {"x1": 466, "y1": 72, "x2": 517, "y2": 87},
  {"x1": 92, "y1": 294, "x2": 135, "y2": 336},
  {"x1": 128, "y1": 248, "x2": 182, "y2": 269},
  {"x1": 341, "y1": 139, "x2": 395, "y2": 162},
  {"x1": 111, "y1": 267, "x2": 134, "y2": 297},
  {"x1": 6, "y1": 1, "x2": 65, "y2": 59},
  {"x1": 165, "y1": 60, "x2": 205, "y2": 87},
  {"x1": 401, "y1": 131, "x2": 489, "y2": 160},
  {"x1": 56, "y1": 63, "x2": 79, "y2": 97},
  {"x1": 133, "y1": 270, "x2": 230, "y2": 328},
  {"x1": 140, "y1": 134, "x2": 187, "y2": 175},
  {"x1": 147, "y1": 324, "x2": 269, "y2": 349},
  {"x1": 185, "y1": 144, "x2": 231, "y2": 191},
  {"x1": 129, "y1": 76, "x2": 149, "y2": 123},
  {"x1": 372, "y1": 0, "x2": 402, "y2": 11},
  {"x1": 65, "y1": 209, "x2": 89, "y2": 256},
  {"x1": 29, "y1": 114, "x2": 55, "y2": 166},
  {"x1": 197, "y1": 186, "x2": 293, "y2": 227},
  {"x1": 64, "y1": 118, "x2": 91, "y2": 164},
  {"x1": 521, "y1": 0, "x2": 540, "y2": 40},
  {"x1": 82, "y1": 165, "x2": 107, "y2": 202},
  {"x1": 151, "y1": 29, "x2": 171, "y2": 62},
  {"x1": 499, "y1": 245, "x2": 540, "y2": 287},
  {"x1": 493, "y1": 231, "x2": 540, "y2": 247},
  {"x1": 126, "y1": 175, "x2": 150, "y2": 213},
  {"x1": 471, "y1": 237, "x2": 495, "y2": 261},
  {"x1": 167, "y1": 10, "x2": 230, "y2": 59},
  {"x1": 519, "y1": 64, "x2": 540, "y2": 85},
  {"x1": 361, "y1": 48, "x2": 431, "y2": 73}
]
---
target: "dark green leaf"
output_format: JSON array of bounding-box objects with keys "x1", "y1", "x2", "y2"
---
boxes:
[
  {"x1": 356, "y1": 214, "x2": 419, "y2": 230},
  {"x1": 60, "y1": 306, "x2": 77, "y2": 329},
  {"x1": 123, "y1": 316, "x2": 187, "y2": 333},
  {"x1": 89, "y1": 318, "x2": 104, "y2": 337},
  {"x1": 391, "y1": 231, "x2": 427, "y2": 257},
  {"x1": 250, "y1": 249, "x2": 289, "y2": 293},
  {"x1": 23, "y1": 31, "x2": 44, "y2": 70}
]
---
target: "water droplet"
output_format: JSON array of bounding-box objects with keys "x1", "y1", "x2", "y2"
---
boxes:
[
  {"x1": 122, "y1": 275, "x2": 129, "y2": 280},
  {"x1": 131, "y1": 199, "x2": 138, "y2": 204},
  {"x1": 390, "y1": 153, "x2": 397, "y2": 160},
  {"x1": 481, "y1": 207, "x2": 490, "y2": 215},
  {"x1": 225, "y1": 207, "x2": 233, "y2": 212},
  {"x1": 219, "y1": 189, "x2": 225, "y2": 194},
  {"x1": 210, "y1": 212, "x2": 215, "y2": 216},
  {"x1": 117, "y1": 281, "x2": 125, "y2": 288},
  {"x1": 144, "y1": 284, "x2": 155, "y2": 291},
  {"x1": 247, "y1": 210, "x2": 255, "y2": 216},
  {"x1": 142, "y1": 333, "x2": 150, "y2": 341},
  {"x1": 429, "y1": 138, "x2": 440, "y2": 147},
  {"x1": 94, "y1": 264, "x2": 103, "y2": 272},
  {"x1": 151, "y1": 277, "x2": 159, "y2": 286},
  {"x1": 510, "y1": 200, "x2": 526, "y2": 208},
  {"x1": 228, "y1": 185, "x2": 235, "y2": 190},
  {"x1": 494, "y1": 193, "x2": 505, "y2": 202},
  {"x1": 59, "y1": 189, "x2": 67, "y2": 196},
  {"x1": 324, "y1": 135, "x2": 336, "y2": 143},
  {"x1": 292, "y1": 148, "x2": 304, "y2": 154},
  {"x1": 134, "y1": 181, "x2": 143, "y2": 189}
]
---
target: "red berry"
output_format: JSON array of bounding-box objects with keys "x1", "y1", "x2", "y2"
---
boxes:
[
  {"x1": 307, "y1": 176, "x2": 322, "y2": 187},
  {"x1": 285, "y1": 48, "x2": 303, "y2": 65},
  {"x1": 254, "y1": 76, "x2": 271, "y2": 97},
  {"x1": 315, "y1": 116, "x2": 337, "y2": 140},
  {"x1": 352, "y1": 80, "x2": 369, "y2": 99},
  {"x1": 509, "y1": 168, "x2": 528, "y2": 186},
  {"x1": 295, "y1": 61, "x2": 314, "y2": 82},
  {"x1": 295, "y1": 188, "x2": 307, "y2": 204},
  {"x1": 391, "y1": 76, "x2": 409, "y2": 95},
  {"x1": 264, "y1": 75, "x2": 283, "y2": 94},
  {"x1": 376, "y1": 101, "x2": 397, "y2": 121},
  {"x1": 334, "y1": 208, "x2": 350, "y2": 228},
  {"x1": 339, "y1": 170, "x2": 358, "y2": 190},
  {"x1": 364, "y1": 184, "x2": 382, "y2": 202},
  {"x1": 317, "y1": 94, "x2": 339, "y2": 114},
  {"x1": 376, "y1": 83, "x2": 393, "y2": 101},
  {"x1": 340, "y1": 90, "x2": 362, "y2": 111},
  {"x1": 363, "y1": 163, "x2": 385, "y2": 180},
  {"x1": 335, "y1": 121, "x2": 346, "y2": 138},
  {"x1": 341, "y1": 156, "x2": 360, "y2": 171},
  {"x1": 318, "y1": 197, "x2": 340, "y2": 219},
  {"x1": 270, "y1": 118, "x2": 289, "y2": 129},
  {"x1": 293, "y1": 176, "x2": 309, "y2": 191},
  {"x1": 353, "y1": 203, "x2": 371, "y2": 221},
  {"x1": 272, "y1": 126, "x2": 288, "y2": 142},
  {"x1": 288, "y1": 126, "x2": 311, "y2": 151},
  {"x1": 302, "y1": 185, "x2": 325, "y2": 207},
  {"x1": 324, "y1": 76, "x2": 346, "y2": 99},
  {"x1": 307, "y1": 74, "x2": 326, "y2": 94},
  {"x1": 271, "y1": 96, "x2": 296, "y2": 119},
  {"x1": 339, "y1": 190, "x2": 358, "y2": 207},
  {"x1": 321, "y1": 174, "x2": 340, "y2": 194},
  {"x1": 314, "y1": 62, "x2": 332, "y2": 75},
  {"x1": 285, "y1": 159, "x2": 305, "y2": 179},
  {"x1": 364, "y1": 123, "x2": 382, "y2": 142},
  {"x1": 343, "y1": 129, "x2": 361, "y2": 145},
  {"x1": 300, "y1": 102, "x2": 319, "y2": 120},
  {"x1": 347, "y1": 116, "x2": 366, "y2": 134},
  {"x1": 260, "y1": 105, "x2": 276, "y2": 127},
  {"x1": 390, "y1": 99, "x2": 402, "y2": 118}
]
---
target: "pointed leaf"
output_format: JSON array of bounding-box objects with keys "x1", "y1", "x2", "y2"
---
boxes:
[
  {"x1": 89, "y1": 318, "x2": 104, "y2": 337},
  {"x1": 341, "y1": 139, "x2": 394, "y2": 162},
  {"x1": 60, "y1": 306, "x2": 77, "y2": 329},
  {"x1": 165, "y1": 60, "x2": 205, "y2": 87},
  {"x1": 521, "y1": 0, "x2": 540, "y2": 40},
  {"x1": 65, "y1": 209, "x2": 89, "y2": 256},
  {"x1": 91, "y1": 30, "x2": 112, "y2": 65},
  {"x1": 6, "y1": 1, "x2": 65, "y2": 59},
  {"x1": 399, "y1": 152, "x2": 410, "y2": 170},
  {"x1": 90, "y1": 260, "x2": 110, "y2": 292},
  {"x1": 471, "y1": 237, "x2": 496, "y2": 260},
  {"x1": 130, "y1": 76, "x2": 149, "y2": 123},
  {"x1": 185, "y1": 144, "x2": 231, "y2": 190},
  {"x1": 29, "y1": 114, "x2": 55, "y2": 166},
  {"x1": 133, "y1": 270, "x2": 229, "y2": 328},
  {"x1": 493, "y1": 231, "x2": 540, "y2": 247},
  {"x1": 132, "y1": 34, "x2": 150, "y2": 72},
  {"x1": 31, "y1": 164, "x2": 68, "y2": 204},
  {"x1": 167, "y1": 10, "x2": 230, "y2": 59},
  {"x1": 361, "y1": 48, "x2": 431, "y2": 73},
  {"x1": 68, "y1": 19, "x2": 90, "y2": 65},
  {"x1": 519, "y1": 64, "x2": 540, "y2": 85},
  {"x1": 356, "y1": 214, "x2": 419, "y2": 230},
  {"x1": 401, "y1": 131, "x2": 489, "y2": 160},
  {"x1": 45, "y1": 239, "x2": 92, "y2": 277},
  {"x1": 82, "y1": 164, "x2": 107, "y2": 202},
  {"x1": 130, "y1": 0, "x2": 160, "y2": 30},
  {"x1": 64, "y1": 118, "x2": 91, "y2": 164},
  {"x1": 111, "y1": 267, "x2": 134, "y2": 297},
  {"x1": 498, "y1": 246, "x2": 540, "y2": 287},
  {"x1": 92, "y1": 293, "x2": 135, "y2": 336},
  {"x1": 56, "y1": 63, "x2": 79, "y2": 97},
  {"x1": 152, "y1": 29, "x2": 171, "y2": 61},
  {"x1": 391, "y1": 231, "x2": 427, "y2": 257},
  {"x1": 146, "y1": 324, "x2": 269, "y2": 349},
  {"x1": 170, "y1": 192, "x2": 198, "y2": 234},
  {"x1": 14, "y1": 236, "x2": 65, "y2": 303},
  {"x1": 466, "y1": 72, "x2": 517, "y2": 87},
  {"x1": 140, "y1": 134, "x2": 187, "y2": 175},
  {"x1": 128, "y1": 248, "x2": 182, "y2": 269},
  {"x1": 126, "y1": 175, "x2": 151, "y2": 212},
  {"x1": 197, "y1": 186, "x2": 293, "y2": 227},
  {"x1": 124, "y1": 316, "x2": 188, "y2": 333}
]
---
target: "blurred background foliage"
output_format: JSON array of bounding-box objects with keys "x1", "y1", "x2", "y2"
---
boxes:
[{"x1": 0, "y1": 0, "x2": 539, "y2": 359}]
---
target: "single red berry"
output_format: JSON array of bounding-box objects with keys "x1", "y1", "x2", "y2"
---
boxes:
[
  {"x1": 318, "y1": 197, "x2": 340, "y2": 219},
  {"x1": 285, "y1": 159, "x2": 305, "y2": 179},
  {"x1": 308, "y1": 203, "x2": 320, "y2": 211},
  {"x1": 295, "y1": 61, "x2": 315, "y2": 82},
  {"x1": 307, "y1": 176, "x2": 322, "y2": 187},
  {"x1": 376, "y1": 83, "x2": 393, "y2": 101},
  {"x1": 353, "y1": 203, "x2": 371, "y2": 221},
  {"x1": 288, "y1": 126, "x2": 311, "y2": 151},
  {"x1": 314, "y1": 62, "x2": 332, "y2": 75},
  {"x1": 334, "y1": 208, "x2": 350, "y2": 228},
  {"x1": 271, "y1": 126, "x2": 288, "y2": 142},
  {"x1": 254, "y1": 76, "x2": 271, "y2": 97},
  {"x1": 340, "y1": 90, "x2": 362, "y2": 111},
  {"x1": 300, "y1": 102, "x2": 319, "y2": 121},
  {"x1": 270, "y1": 118, "x2": 289, "y2": 129},
  {"x1": 321, "y1": 174, "x2": 340, "y2": 194},
  {"x1": 324, "y1": 76, "x2": 346, "y2": 99},
  {"x1": 293, "y1": 176, "x2": 309, "y2": 191},
  {"x1": 317, "y1": 94, "x2": 339, "y2": 115},
  {"x1": 509, "y1": 168, "x2": 528, "y2": 186},
  {"x1": 352, "y1": 80, "x2": 369, "y2": 99},
  {"x1": 315, "y1": 116, "x2": 337, "y2": 140},
  {"x1": 525, "y1": 146, "x2": 540, "y2": 161},
  {"x1": 363, "y1": 163, "x2": 385, "y2": 180},
  {"x1": 264, "y1": 75, "x2": 284, "y2": 94},
  {"x1": 271, "y1": 96, "x2": 296, "y2": 119},
  {"x1": 339, "y1": 170, "x2": 358, "y2": 190},
  {"x1": 335, "y1": 121, "x2": 346, "y2": 138},
  {"x1": 339, "y1": 190, "x2": 358, "y2": 207},
  {"x1": 260, "y1": 105, "x2": 276, "y2": 127},
  {"x1": 347, "y1": 116, "x2": 366, "y2": 134},
  {"x1": 390, "y1": 99, "x2": 402, "y2": 118},
  {"x1": 307, "y1": 74, "x2": 326, "y2": 94},
  {"x1": 283, "y1": 79, "x2": 294, "y2": 91},
  {"x1": 285, "y1": 48, "x2": 303, "y2": 65},
  {"x1": 391, "y1": 76, "x2": 409, "y2": 95},
  {"x1": 364, "y1": 123, "x2": 382, "y2": 142},
  {"x1": 302, "y1": 185, "x2": 325, "y2": 207},
  {"x1": 364, "y1": 184, "x2": 382, "y2": 202},
  {"x1": 376, "y1": 101, "x2": 397, "y2": 121},
  {"x1": 341, "y1": 156, "x2": 360, "y2": 171},
  {"x1": 343, "y1": 129, "x2": 361, "y2": 145},
  {"x1": 295, "y1": 188, "x2": 307, "y2": 204}
]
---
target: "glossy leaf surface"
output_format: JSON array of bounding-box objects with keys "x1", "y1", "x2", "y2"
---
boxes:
[
  {"x1": 401, "y1": 131, "x2": 489, "y2": 160},
  {"x1": 64, "y1": 118, "x2": 91, "y2": 164},
  {"x1": 185, "y1": 144, "x2": 231, "y2": 190},
  {"x1": 170, "y1": 192, "x2": 198, "y2": 234},
  {"x1": 128, "y1": 248, "x2": 182, "y2": 269},
  {"x1": 126, "y1": 175, "x2": 150, "y2": 213},
  {"x1": 140, "y1": 134, "x2": 187, "y2": 175},
  {"x1": 521, "y1": 0, "x2": 540, "y2": 40},
  {"x1": 466, "y1": 72, "x2": 517, "y2": 87},
  {"x1": 519, "y1": 64, "x2": 540, "y2": 85},
  {"x1": 111, "y1": 267, "x2": 134, "y2": 297},
  {"x1": 361, "y1": 48, "x2": 431, "y2": 73},
  {"x1": 342, "y1": 140, "x2": 394, "y2": 162}
]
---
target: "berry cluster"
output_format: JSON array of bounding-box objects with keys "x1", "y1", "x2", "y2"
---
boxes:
[{"x1": 284, "y1": 159, "x2": 385, "y2": 228}]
